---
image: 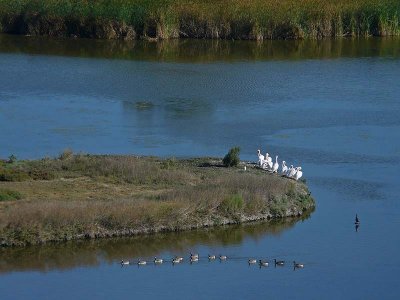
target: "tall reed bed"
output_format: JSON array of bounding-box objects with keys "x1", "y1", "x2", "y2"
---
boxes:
[{"x1": 0, "y1": 0, "x2": 399, "y2": 39}]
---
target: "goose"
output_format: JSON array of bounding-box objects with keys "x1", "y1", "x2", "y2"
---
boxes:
[
  {"x1": 120, "y1": 260, "x2": 130, "y2": 265},
  {"x1": 257, "y1": 150, "x2": 265, "y2": 167},
  {"x1": 219, "y1": 255, "x2": 227, "y2": 260},
  {"x1": 190, "y1": 253, "x2": 199, "y2": 259},
  {"x1": 293, "y1": 261, "x2": 304, "y2": 268},
  {"x1": 259, "y1": 260, "x2": 269, "y2": 267},
  {"x1": 274, "y1": 259, "x2": 285, "y2": 266},
  {"x1": 355, "y1": 214, "x2": 360, "y2": 225},
  {"x1": 248, "y1": 259, "x2": 257, "y2": 264},
  {"x1": 281, "y1": 161, "x2": 288, "y2": 175},
  {"x1": 208, "y1": 254, "x2": 216, "y2": 260},
  {"x1": 172, "y1": 257, "x2": 181, "y2": 264},
  {"x1": 154, "y1": 257, "x2": 163, "y2": 264},
  {"x1": 190, "y1": 257, "x2": 199, "y2": 263},
  {"x1": 272, "y1": 156, "x2": 279, "y2": 173},
  {"x1": 288, "y1": 165, "x2": 296, "y2": 178},
  {"x1": 294, "y1": 167, "x2": 302, "y2": 180},
  {"x1": 137, "y1": 259, "x2": 147, "y2": 265}
]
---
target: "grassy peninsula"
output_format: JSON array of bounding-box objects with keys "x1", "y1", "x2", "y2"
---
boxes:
[
  {"x1": 0, "y1": 152, "x2": 314, "y2": 247},
  {"x1": 0, "y1": 0, "x2": 399, "y2": 40}
]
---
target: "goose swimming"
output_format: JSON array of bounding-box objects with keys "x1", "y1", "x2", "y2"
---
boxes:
[
  {"x1": 190, "y1": 253, "x2": 199, "y2": 259},
  {"x1": 281, "y1": 161, "x2": 288, "y2": 175},
  {"x1": 172, "y1": 257, "x2": 182, "y2": 264},
  {"x1": 248, "y1": 259, "x2": 257, "y2": 264},
  {"x1": 219, "y1": 255, "x2": 227, "y2": 260},
  {"x1": 293, "y1": 261, "x2": 304, "y2": 268},
  {"x1": 274, "y1": 259, "x2": 285, "y2": 266},
  {"x1": 137, "y1": 259, "x2": 147, "y2": 265},
  {"x1": 259, "y1": 260, "x2": 269, "y2": 267},
  {"x1": 208, "y1": 254, "x2": 216, "y2": 260},
  {"x1": 272, "y1": 155, "x2": 279, "y2": 173},
  {"x1": 154, "y1": 257, "x2": 163, "y2": 264},
  {"x1": 294, "y1": 167, "x2": 303, "y2": 180},
  {"x1": 120, "y1": 260, "x2": 130, "y2": 265}
]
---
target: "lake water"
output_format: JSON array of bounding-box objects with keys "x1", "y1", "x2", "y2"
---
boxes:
[{"x1": 0, "y1": 35, "x2": 399, "y2": 299}]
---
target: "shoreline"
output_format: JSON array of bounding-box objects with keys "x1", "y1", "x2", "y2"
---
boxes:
[{"x1": 0, "y1": 154, "x2": 314, "y2": 247}]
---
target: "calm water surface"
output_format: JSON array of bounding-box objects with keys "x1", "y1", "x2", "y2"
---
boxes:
[{"x1": 0, "y1": 35, "x2": 399, "y2": 299}]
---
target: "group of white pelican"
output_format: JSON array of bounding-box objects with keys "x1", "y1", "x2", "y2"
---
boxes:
[
  {"x1": 257, "y1": 149, "x2": 303, "y2": 181},
  {"x1": 121, "y1": 253, "x2": 304, "y2": 269}
]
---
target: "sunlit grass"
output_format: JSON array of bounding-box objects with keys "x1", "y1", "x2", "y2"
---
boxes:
[{"x1": 0, "y1": 0, "x2": 399, "y2": 38}]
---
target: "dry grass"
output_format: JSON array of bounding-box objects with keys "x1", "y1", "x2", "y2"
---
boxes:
[{"x1": 0, "y1": 153, "x2": 314, "y2": 246}]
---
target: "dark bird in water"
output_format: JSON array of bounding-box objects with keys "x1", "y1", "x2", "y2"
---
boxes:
[
  {"x1": 355, "y1": 214, "x2": 360, "y2": 225},
  {"x1": 274, "y1": 259, "x2": 285, "y2": 266}
]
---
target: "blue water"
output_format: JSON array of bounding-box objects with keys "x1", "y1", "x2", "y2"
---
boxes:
[{"x1": 0, "y1": 35, "x2": 399, "y2": 299}]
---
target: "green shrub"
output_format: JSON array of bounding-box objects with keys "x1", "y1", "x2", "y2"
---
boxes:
[
  {"x1": 0, "y1": 189, "x2": 23, "y2": 201},
  {"x1": 223, "y1": 146, "x2": 240, "y2": 167},
  {"x1": 8, "y1": 154, "x2": 17, "y2": 164},
  {"x1": 219, "y1": 194, "x2": 244, "y2": 215},
  {"x1": 0, "y1": 167, "x2": 30, "y2": 181}
]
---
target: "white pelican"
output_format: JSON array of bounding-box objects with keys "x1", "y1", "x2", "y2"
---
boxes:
[
  {"x1": 272, "y1": 155, "x2": 279, "y2": 173},
  {"x1": 257, "y1": 150, "x2": 265, "y2": 166},
  {"x1": 265, "y1": 153, "x2": 273, "y2": 170},
  {"x1": 281, "y1": 161, "x2": 288, "y2": 175},
  {"x1": 294, "y1": 167, "x2": 303, "y2": 180},
  {"x1": 287, "y1": 165, "x2": 294, "y2": 177}
]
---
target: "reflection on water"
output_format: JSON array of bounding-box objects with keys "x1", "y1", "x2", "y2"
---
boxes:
[
  {"x1": 0, "y1": 213, "x2": 312, "y2": 274},
  {"x1": 0, "y1": 34, "x2": 399, "y2": 62}
]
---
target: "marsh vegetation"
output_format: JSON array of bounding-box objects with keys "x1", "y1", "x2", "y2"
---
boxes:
[
  {"x1": 0, "y1": 0, "x2": 399, "y2": 40},
  {"x1": 0, "y1": 152, "x2": 314, "y2": 246}
]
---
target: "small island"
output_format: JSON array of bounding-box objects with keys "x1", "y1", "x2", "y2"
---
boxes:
[{"x1": 0, "y1": 151, "x2": 314, "y2": 247}]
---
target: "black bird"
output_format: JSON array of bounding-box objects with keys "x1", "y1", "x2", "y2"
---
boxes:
[{"x1": 355, "y1": 214, "x2": 360, "y2": 225}]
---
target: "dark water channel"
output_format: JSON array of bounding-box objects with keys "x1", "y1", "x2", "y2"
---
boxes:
[{"x1": 0, "y1": 34, "x2": 399, "y2": 299}]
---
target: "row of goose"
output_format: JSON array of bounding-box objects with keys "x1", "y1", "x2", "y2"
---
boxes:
[
  {"x1": 257, "y1": 150, "x2": 303, "y2": 181},
  {"x1": 121, "y1": 254, "x2": 304, "y2": 269}
]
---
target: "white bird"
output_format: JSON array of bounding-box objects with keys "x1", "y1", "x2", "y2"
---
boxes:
[
  {"x1": 265, "y1": 153, "x2": 273, "y2": 170},
  {"x1": 272, "y1": 155, "x2": 279, "y2": 173},
  {"x1": 294, "y1": 167, "x2": 303, "y2": 181},
  {"x1": 244, "y1": 166, "x2": 246, "y2": 171},
  {"x1": 281, "y1": 161, "x2": 288, "y2": 175},
  {"x1": 257, "y1": 150, "x2": 265, "y2": 167},
  {"x1": 288, "y1": 165, "x2": 296, "y2": 178}
]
